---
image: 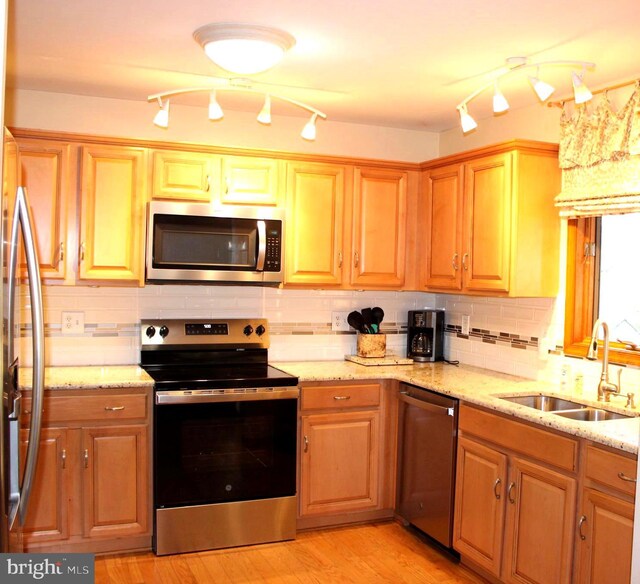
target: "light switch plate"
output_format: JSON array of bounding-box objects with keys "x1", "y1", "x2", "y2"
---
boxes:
[
  {"x1": 62, "y1": 311, "x2": 84, "y2": 334},
  {"x1": 461, "y1": 314, "x2": 470, "y2": 335},
  {"x1": 332, "y1": 311, "x2": 351, "y2": 332}
]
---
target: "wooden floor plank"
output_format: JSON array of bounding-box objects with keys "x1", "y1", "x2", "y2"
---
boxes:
[{"x1": 95, "y1": 522, "x2": 488, "y2": 584}]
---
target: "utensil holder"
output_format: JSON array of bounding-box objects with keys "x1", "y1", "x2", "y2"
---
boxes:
[{"x1": 357, "y1": 333, "x2": 386, "y2": 358}]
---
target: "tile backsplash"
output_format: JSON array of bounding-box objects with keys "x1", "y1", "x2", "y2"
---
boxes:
[{"x1": 18, "y1": 284, "x2": 640, "y2": 391}]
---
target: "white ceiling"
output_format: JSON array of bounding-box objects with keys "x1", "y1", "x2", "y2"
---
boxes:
[{"x1": 6, "y1": 0, "x2": 640, "y2": 132}]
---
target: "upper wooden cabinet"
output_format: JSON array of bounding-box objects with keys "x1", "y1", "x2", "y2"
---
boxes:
[
  {"x1": 150, "y1": 150, "x2": 282, "y2": 206},
  {"x1": 79, "y1": 145, "x2": 147, "y2": 284},
  {"x1": 421, "y1": 141, "x2": 561, "y2": 297},
  {"x1": 16, "y1": 138, "x2": 71, "y2": 280}
]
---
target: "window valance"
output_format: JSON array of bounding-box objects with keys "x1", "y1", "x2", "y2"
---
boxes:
[{"x1": 555, "y1": 82, "x2": 640, "y2": 217}]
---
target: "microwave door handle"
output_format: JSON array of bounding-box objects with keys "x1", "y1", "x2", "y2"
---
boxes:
[{"x1": 256, "y1": 220, "x2": 266, "y2": 271}]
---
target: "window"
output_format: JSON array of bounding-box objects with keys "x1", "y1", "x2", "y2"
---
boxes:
[{"x1": 565, "y1": 213, "x2": 640, "y2": 365}]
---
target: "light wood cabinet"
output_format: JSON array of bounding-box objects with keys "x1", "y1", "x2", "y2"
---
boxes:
[
  {"x1": 150, "y1": 150, "x2": 215, "y2": 202},
  {"x1": 79, "y1": 145, "x2": 147, "y2": 284},
  {"x1": 576, "y1": 444, "x2": 636, "y2": 583},
  {"x1": 284, "y1": 161, "x2": 349, "y2": 286},
  {"x1": 21, "y1": 389, "x2": 152, "y2": 553},
  {"x1": 454, "y1": 404, "x2": 578, "y2": 583},
  {"x1": 16, "y1": 138, "x2": 71, "y2": 280},
  {"x1": 220, "y1": 155, "x2": 282, "y2": 206},
  {"x1": 421, "y1": 141, "x2": 561, "y2": 296}
]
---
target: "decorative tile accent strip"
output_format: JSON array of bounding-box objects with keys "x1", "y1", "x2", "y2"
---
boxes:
[{"x1": 445, "y1": 323, "x2": 539, "y2": 350}]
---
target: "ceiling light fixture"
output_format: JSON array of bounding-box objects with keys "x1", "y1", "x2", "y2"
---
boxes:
[
  {"x1": 456, "y1": 57, "x2": 595, "y2": 133},
  {"x1": 193, "y1": 23, "x2": 296, "y2": 75}
]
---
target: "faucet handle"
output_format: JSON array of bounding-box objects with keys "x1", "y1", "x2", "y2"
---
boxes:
[{"x1": 626, "y1": 392, "x2": 635, "y2": 409}]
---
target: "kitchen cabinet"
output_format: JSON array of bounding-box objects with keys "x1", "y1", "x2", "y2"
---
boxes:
[
  {"x1": 575, "y1": 444, "x2": 636, "y2": 583},
  {"x1": 79, "y1": 145, "x2": 147, "y2": 284},
  {"x1": 284, "y1": 161, "x2": 350, "y2": 286},
  {"x1": 421, "y1": 141, "x2": 561, "y2": 296},
  {"x1": 454, "y1": 404, "x2": 578, "y2": 583},
  {"x1": 150, "y1": 149, "x2": 282, "y2": 206},
  {"x1": 298, "y1": 380, "x2": 398, "y2": 529},
  {"x1": 20, "y1": 389, "x2": 151, "y2": 553},
  {"x1": 15, "y1": 137, "x2": 72, "y2": 281}
]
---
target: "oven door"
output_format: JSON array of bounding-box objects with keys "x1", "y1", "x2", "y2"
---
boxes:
[{"x1": 154, "y1": 389, "x2": 298, "y2": 509}]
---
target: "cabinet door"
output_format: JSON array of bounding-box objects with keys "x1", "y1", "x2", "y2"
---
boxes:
[
  {"x1": 577, "y1": 488, "x2": 634, "y2": 584},
  {"x1": 82, "y1": 425, "x2": 149, "y2": 539},
  {"x1": 351, "y1": 168, "x2": 407, "y2": 287},
  {"x1": 453, "y1": 436, "x2": 507, "y2": 578},
  {"x1": 463, "y1": 153, "x2": 512, "y2": 292},
  {"x1": 503, "y1": 457, "x2": 576, "y2": 584},
  {"x1": 17, "y1": 139, "x2": 70, "y2": 280},
  {"x1": 220, "y1": 155, "x2": 281, "y2": 206},
  {"x1": 21, "y1": 427, "x2": 70, "y2": 544},
  {"x1": 284, "y1": 161, "x2": 347, "y2": 286},
  {"x1": 151, "y1": 150, "x2": 214, "y2": 201},
  {"x1": 423, "y1": 164, "x2": 464, "y2": 290},
  {"x1": 300, "y1": 410, "x2": 379, "y2": 516},
  {"x1": 79, "y1": 146, "x2": 146, "y2": 283}
]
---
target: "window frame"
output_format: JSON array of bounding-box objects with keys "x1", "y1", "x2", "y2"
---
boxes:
[{"x1": 564, "y1": 217, "x2": 640, "y2": 366}]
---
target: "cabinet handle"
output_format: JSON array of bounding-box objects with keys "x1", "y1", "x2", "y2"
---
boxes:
[
  {"x1": 205, "y1": 175, "x2": 211, "y2": 192},
  {"x1": 493, "y1": 478, "x2": 501, "y2": 500},
  {"x1": 452, "y1": 253, "x2": 459, "y2": 271},
  {"x1": 618, "y1": 472, "x2": 637, "y2": 483},
  {"x1": 333, "y1": 395, "x2": 351, "y2": 401},
  {"x1": 303, "y1": 435, "x2": 309, "y2": 453},
  {"x1": 61, "y1": 449, "x2": 67, "y2": 469},
  {"x1": 58, "y1": 242, "x2": 65, "y2": 264},
  {"x1": 462, "y1": 253, "x2": 469, "y2": 271},
  {"x1": 83, "y1": 449, "x2": 89, "y2": 468},
  {"x1": 80, "y1": 242, "x2": 85, "y2": 261},
  {"x1": 507, "y1": 481, "x2": 516, "y2": 504},
  {"x1": 578, "y1": 515, "x2": 587, "y2": 540},
  {"x1": 338, "y1": 251, "x2": 343, "y2": 268},
  {"x1": 104, "y1": 406, "x2": 125, "y2": 411},
  {"x1": 225, "y1": 176, "x2": 230, "y2": 194},
  {"x1": 354, "y1": 251, "x2": 359, "y2": 268}
]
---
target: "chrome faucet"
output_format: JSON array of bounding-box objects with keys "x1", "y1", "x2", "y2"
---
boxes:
[{"x1": 586, "y1": 320, "x2": 620, "y2": 401}]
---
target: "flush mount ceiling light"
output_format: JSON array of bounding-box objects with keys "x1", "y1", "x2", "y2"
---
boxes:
[
  {"x1": 456, "y1": 57, "x2": 595, "y2": 133},
  {"x1": 148, "y1": 24, "x2": 326, "y2": 140},
  {"x1": 193, "y1": 23, "x2": 296, "y2": 75}
]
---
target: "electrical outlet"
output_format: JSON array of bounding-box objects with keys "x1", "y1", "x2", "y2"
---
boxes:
[
  {"x1": 332, "y1": 311, "x2": 351, "y2": 332},
  {"x1": 62, "y1": 311, "x2": 84, "y2": 334},
  {"x1": 461, "y1": 314, "x2": 470, "y2": 336}
]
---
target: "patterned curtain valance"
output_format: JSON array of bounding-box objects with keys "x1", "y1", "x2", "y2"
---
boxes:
[{"x1": 555, "y1": 82, "x2": 640, "y2": 217}]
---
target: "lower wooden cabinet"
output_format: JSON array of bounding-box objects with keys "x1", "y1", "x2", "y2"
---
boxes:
[{"x1": 20, "y1": 390, "x2": 151, "y2": 553}]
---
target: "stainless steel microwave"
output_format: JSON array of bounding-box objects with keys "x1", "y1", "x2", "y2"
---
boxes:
[{"x1": 145, "y1": 201, "x2": 284, "y2": 285}]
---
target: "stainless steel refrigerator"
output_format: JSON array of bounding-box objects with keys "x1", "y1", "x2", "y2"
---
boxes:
[{"x1": 0, "y1": 128, "x2": 45, "y2": 552}]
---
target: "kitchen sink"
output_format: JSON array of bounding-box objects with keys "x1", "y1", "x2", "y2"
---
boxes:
[
  {"x1": 554, "y1": 408, "x2": 635, "y2": 422},
  {"x1": 500, "y1": 394, "x2": 587, "y2": 411}
]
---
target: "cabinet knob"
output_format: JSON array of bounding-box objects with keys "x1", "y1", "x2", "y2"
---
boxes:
[{"x1": 578, "y1": 515, "x2": 587, "y2": 540}]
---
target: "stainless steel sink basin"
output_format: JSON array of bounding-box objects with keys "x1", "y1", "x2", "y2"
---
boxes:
[
  {"x1": 554, "y1": 408, "x2": 635, "y2": 421},
  {"x1": 500, "y1": 394, "x2": 587, "y2": 411}
]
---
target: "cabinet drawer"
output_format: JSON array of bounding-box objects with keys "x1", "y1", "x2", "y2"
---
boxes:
[
  {"x1": 585, "y1": 444, "x2": 638, "y2": 497},
  {"x1": 301, "y1": 384, "x2": 380, "y2": 411},
  {"x1": 24, "y1": 394, "x2": 148, "y2": 424},
  {"x1": 459, "y1": 404, "x2": 578, "y2": 472}
]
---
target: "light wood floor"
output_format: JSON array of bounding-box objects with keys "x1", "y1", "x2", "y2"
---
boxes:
[{"x1": 95, "y1": 522, "x2": 488, "y2": 583}]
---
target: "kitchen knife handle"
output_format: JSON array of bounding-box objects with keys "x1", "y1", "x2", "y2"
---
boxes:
[{"x1": 354, "y1": 251, "x2": 359, "y2": 268}]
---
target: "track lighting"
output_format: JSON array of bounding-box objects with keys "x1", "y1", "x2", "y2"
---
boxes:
[
  {"x1": 301, "y1": 113, "x2": 318, "y2": 141},
  {"x1": 153, "y1": 99, "x2": 170, "y2": 128},
  {"x1": 208, "y1": 91, "x2": 224, "y2": 120},
  {"x1": 257, "y1": 95, "x2": 272, "y2": 125},
  {"x1": 456, "y1": 57, "x2": 595, "y2": 132}
]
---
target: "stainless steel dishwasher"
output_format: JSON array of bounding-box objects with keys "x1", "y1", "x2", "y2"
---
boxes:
[{"x1": 397, "y1": 382, "x2": 458, "y2": 550}]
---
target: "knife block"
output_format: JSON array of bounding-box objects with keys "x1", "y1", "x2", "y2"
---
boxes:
[{"x1": 356, "y1": 333, "x2": 386, "y2": 358}]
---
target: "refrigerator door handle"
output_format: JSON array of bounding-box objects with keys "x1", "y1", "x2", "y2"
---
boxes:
[{"x1": 8, "y1": 186, "x2": 46, "y2": 528}]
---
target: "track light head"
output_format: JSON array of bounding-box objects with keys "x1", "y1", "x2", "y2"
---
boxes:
[
  {"x1": 208, "y1": 91, "x2": 224, "y2": 120},
  {"x1": 492, "y1": 81, "x2": 509, "y2": 113},
  {"x1": 301, "y1": 113, "x2": 318, "y2": 141},
  {"x1": 153, "y1": 100, "x2": 170, "y2": 128},
  {"x1": 572, "y1": 71, "x2": 593, "y2": 104},
  {"x1": 458, "y1": 105, "x2": 477, "y2": 133},
  {"x1": 528, "y1": 75, "x2": 555, "y2": 102},
  {"x1": 257, "y1": 95, "x2": 272, "y2": 125}
]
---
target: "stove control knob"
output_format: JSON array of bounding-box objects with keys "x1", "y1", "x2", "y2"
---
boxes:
[
  {"x1": 256, "y1": 324, "x2": 266, "y2": 337},
  {"x1": 145, "y1": 326, "x2": 156, "y2": 339},
  {"x1": 159, "y1": 325, "x2": 169, "y2": 338},
  {"x1": 243, "y1": 325, "x2": 254, "y2": 337}
]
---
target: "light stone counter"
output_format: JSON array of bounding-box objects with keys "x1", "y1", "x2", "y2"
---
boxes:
[
  {"x1": 19, "y1": 365, "x2": 154, "y2": 391},
  {"x1": 273, "y1": 360, "x2": 640, "y2": 455}
]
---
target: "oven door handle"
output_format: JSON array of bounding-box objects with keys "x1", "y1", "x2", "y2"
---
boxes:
[
  {"x1": 155, "y1": 387, "x2": 300, "y2": 405},
  {"x1": 256, "y1": 220, "x2": 267, "y2": 271}
]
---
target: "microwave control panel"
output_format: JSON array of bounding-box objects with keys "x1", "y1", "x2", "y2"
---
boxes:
[{"x1": 264, "y1": 221, "x2": 282, "y2": 272}]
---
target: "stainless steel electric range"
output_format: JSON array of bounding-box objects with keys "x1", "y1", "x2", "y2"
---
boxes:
[{"x1": 140, "y1": 318, "x2": 299, "y2": 556}]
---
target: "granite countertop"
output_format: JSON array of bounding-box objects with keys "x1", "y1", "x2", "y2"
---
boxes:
[{"x1": 19, "y1": 361, "x2": 640, "y2": 455}]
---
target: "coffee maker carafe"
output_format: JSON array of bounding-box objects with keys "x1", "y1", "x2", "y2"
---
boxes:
[{"x1": 407, "y1": 309, "x2": 444, "y2": 362}]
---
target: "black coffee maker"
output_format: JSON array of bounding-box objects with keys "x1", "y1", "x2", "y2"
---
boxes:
[{"x1": 406, "y1": 309, "x2": 445, "y2": 362}]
